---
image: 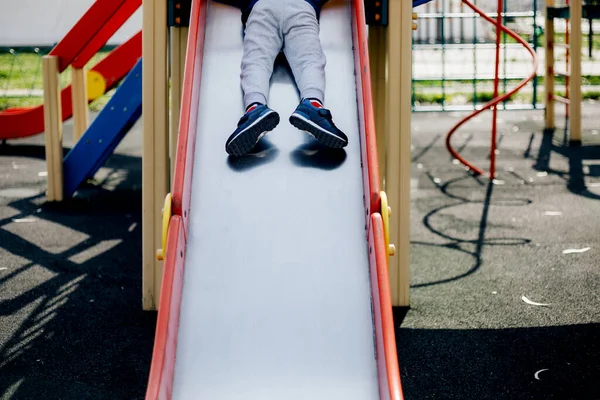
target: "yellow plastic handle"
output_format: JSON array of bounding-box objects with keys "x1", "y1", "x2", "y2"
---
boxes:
[
  {"x1": 156, "y1": 193, "x2": 172, "y2": 261},
  {"x1": 380, "y1": 191, "x2": 396, "y2": 262}
]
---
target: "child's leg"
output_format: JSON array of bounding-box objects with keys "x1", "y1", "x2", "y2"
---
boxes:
[
  {"x1": 283, "y1": 2, "x2": 348, "y2": 148},
  {"x1": 240, "y1": 4, "x2": 283, "y2": 108},
  {"x1": 225, "y1": 3, "x2": 283, "y2": 157},
  {"x1": 281, "y1": 2, "x2": 326, "y2": 103}
]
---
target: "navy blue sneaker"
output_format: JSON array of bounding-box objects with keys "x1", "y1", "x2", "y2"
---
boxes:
[
  {"x1": 226, "y1": 104, "x2": 280, "y2": 156},
  {"x1": 289, "y1": 99, "x2": 348, "y2": 148}
]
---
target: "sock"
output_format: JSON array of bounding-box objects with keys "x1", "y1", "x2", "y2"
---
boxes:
[
  {"x1": 245, "y1": 102, "x2": 262, "y2": 113},
  {"x1": 306, "y1": 98, "x2": 323, "y2": 108}
]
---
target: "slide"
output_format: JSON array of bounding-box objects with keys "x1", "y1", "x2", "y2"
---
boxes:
[
  {"x1": 146, "y1": 1, "x2": 402, "y2": 399},
  {"x1": 0, "y1": 0, "x2": 141, "y2": 140}
]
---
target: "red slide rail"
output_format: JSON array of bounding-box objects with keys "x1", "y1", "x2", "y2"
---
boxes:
[
  {"x1": 352, "y1": 0, "x2": 403, "y2": 398},
  {"x1": 172, "y1": 0, "x2": 208, "y2": 235},
  {"x1": 145, "y1": 0, "x2": 208, "y2": 397},
  {"x1": 369, "y1": 213, "x2": 403, "y2": 400},
  {"x1": 0, "y1": 0, "x2": 142, "y2": 139},
  {"x1": 445, "y1": 0, "x2": 538, "y2": 178},
  {"x1": 145, "y1": 215, "x2": 186, "y2": 400},
  {"x1": 352, "y1": 0, "x2": 382, "y2": 218}
]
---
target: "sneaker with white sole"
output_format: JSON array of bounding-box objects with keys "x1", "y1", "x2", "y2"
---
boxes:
[
  {"x1": 226, "y1": 103, "x2": 280, "y2": 156},
  {"x1": 289, "y1": 99, "x2": 348, "y2": 148}
]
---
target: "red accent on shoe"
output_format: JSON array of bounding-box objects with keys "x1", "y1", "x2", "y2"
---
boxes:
[
  {"x1": 310, "y1": 100, "x2": 323, "y2": 108},
  {"x1": 246, "y1": 104, "x2": 258, "y2": 113}
]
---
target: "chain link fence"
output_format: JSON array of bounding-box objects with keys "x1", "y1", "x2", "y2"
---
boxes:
[
  {"x1": 0, "y1": 46, "x2": 111, "y2": 112},
  {"x1": 412, "y1": 0, "x2": 600, "y2": 112},
  {"x1": 3, "y1": 2, "x2": 600, "y2": 114}
]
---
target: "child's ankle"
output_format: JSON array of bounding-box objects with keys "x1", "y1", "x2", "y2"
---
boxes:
[
  {"x1": 305, "y1": 98, "x2": 323, "y2": 108},
  {"x1": 245, "y1": 102, "x2": 263, "y2": 113}
]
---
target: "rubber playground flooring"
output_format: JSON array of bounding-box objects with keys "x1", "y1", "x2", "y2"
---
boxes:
[{"x1": 0, "y1": 105, "x2": 599, "y2": 399}]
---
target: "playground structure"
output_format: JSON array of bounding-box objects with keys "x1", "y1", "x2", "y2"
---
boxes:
[
  {"x1": 544, "y1": 0, "x2": 597, "y2": 145},
  {"x1": 445, "y1": 0, "x2": 539, "y2": 179},
  {"x1": 0, "y1": 0, "x2": 596, "y2": 399},
  {"x1": 1, "y1": 0, "x2": 417, "y2": 398},
  {"x1": 144, "y1": 0, "x2": 417, "y2": 397},
  {"x1": 442, "y1": 0, "x2": 591, "y2": 180},
  {"x1": 0, "y1": 0, "x2": 143, "y2": 202},
  {"x1": 7, "y1": 0, "x2": 594, "y2": 397}
]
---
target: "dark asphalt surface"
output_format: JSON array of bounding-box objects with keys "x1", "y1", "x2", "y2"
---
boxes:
[
  {"x1": 0, "y1": 105, "x2": 599, "y2": 399},
  {"x1": 0, "y1": 118, "x2": 155, "y2": 400},
  {"x1": 399, "y1": 104, "x2": 600, "y2": 400}
]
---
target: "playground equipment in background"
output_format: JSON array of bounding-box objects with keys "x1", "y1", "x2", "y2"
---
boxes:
[
  {"x1": 62, "y1": 59, "x2": 142, "y2": 197},
  {"x1": 36, "y1": 0, "x2": 142, "y2": 201},
  {"x1": 445, "y1": 0, "x2": 538, "y2": 180},
  {"x1": 544, "y1": 0, "x2": 597, "y2": 145},
  {"x1": 6, "y1": 0, "x2": 417, "y2": 395},
  {"x1": 0, "y1": 33, "x2": 141, "y2": 140}
]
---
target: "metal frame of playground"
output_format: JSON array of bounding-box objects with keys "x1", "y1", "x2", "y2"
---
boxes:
[
  {"x1": 33, "y1": 0, "x2": 593, "y2": 312},
  {"x1": 544, "y1": 0, "x2": 593, "y2": 146}
]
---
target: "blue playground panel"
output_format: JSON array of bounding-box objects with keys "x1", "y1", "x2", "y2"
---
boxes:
[
  {"x1": 413, "y1": 0, "x2": 434, "y2": 7},
  {"x1": 63, "y1": 58, "x2": 142, "y2": 198}
]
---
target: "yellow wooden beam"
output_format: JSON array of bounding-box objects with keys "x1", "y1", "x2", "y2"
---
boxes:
[
  {"x1": 370, "y1": 0, "x2": 412, "y2": 307},
  {"x1": 142, "y1": 0, "x2": 170, "y2": 311},
  {"x1": 570, "y1": 0, "x2": 582, "y2": 143},
  {"x1": 170, "y1": 26, "x2": 189, "y2": 180},
  {"x1": 544, "y1": 0, "x2": 555, "y2": 131},
  {"x1": 42, "y1": 56, "x2": 64, "y2": 202},
  {"x1": 72, "y1": 67, "x2": 89, "y2": 141},
  {"x1": 387, "y1": 0, "x2": 412, "y2": 307},
  {"x1": 369, "y1": 25, "x2": 388, "y2": 182}
]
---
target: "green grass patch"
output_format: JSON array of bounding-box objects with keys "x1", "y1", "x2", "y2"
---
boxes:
[
  {"x1": 0, "y1": 51, "x2": 46, "y2": 90},
  {"x1": 413, "y1": 89, "x2": 600, "y2": 106},
  {"x1": 0, "y1": 96, "x2": 43, "y2": 111},
  {"x1": 414, "y1": 75, "x2": 600, "y2": 89},
  {"x1": 1, "y1": 49, "x2": 113, "y2": 114},
  {"x1": 0, "y1": 93, "x2": 113, "y2": 113},
  {"x1": 0, "y1": 50, "x2": 110, "y2": 92}
]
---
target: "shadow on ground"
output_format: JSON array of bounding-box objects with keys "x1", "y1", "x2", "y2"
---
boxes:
[
  {"x1": 0, "y1": 146, "x2": 155, "y2": 399},
  {"x1": 534, "y1": 130, "x2": 600, "y2": 201},
  {"x1": 395, "y1": 323, "x2": 600, "y2": 400},
  {"x1": 410, "y1": 174, "x2": 532, "y2": 288},
  {"x1": 403, "y1": 117, "x2": 600, "y2": 400}
]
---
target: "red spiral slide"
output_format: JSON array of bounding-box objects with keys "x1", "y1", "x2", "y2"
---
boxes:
[
  {"x1": 445, "y1": 0, "x2": 539, "y2": 179},
  {"x1": 0, "y1": 0, "x2": 142, "y2": 140}
]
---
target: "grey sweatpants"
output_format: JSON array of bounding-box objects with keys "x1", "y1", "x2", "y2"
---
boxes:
[{"x1": 240, "y1": 0, "x2": 327, "y2": 109}]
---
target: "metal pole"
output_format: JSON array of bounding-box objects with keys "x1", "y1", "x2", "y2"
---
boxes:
[{"x1": 490, "y1": 0, "x2": 503, "y2": 180}]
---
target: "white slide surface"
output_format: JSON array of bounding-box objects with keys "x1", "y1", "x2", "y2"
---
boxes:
[{"x1": 171, "y1": 2, "x2": 381, "y2": 399}]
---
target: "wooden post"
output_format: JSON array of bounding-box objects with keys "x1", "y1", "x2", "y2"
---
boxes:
[
  {"x1": 143, "y1": 0, "x2": 170, "y2": 311},
  {"x1": 371, "y1": 0, "x2": 412, "y2": 307},
  {"x1": 369, "y1": 25, "x2": 388, "y2": 181},
  {"x1": 544, "y1": 0, "x2": 555, "y2": 132},
  {"x1": 170, "y1": 26, "x2": 188, "y2": 179},
  {"x1": 569, "y1": 0, "x2": 582, "y2": 145},
  {"x1": 72, "y1": 67, "x2": 89, "y2": 141},
  {"x1": 42, "y1": 56, "x2": 64, "y2": 202}
]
